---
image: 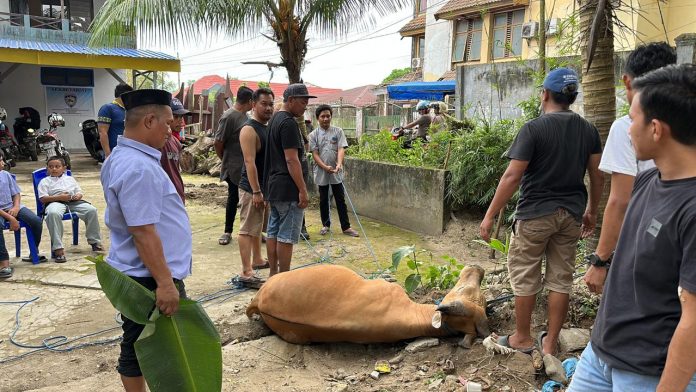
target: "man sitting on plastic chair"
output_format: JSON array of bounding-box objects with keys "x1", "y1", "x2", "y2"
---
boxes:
[
  {"x1": 0, "y1": 153, "x2": 44, "y2": 279},
  {"x1": 38, "y1": 157, "x2": 103, "y2": 263}
]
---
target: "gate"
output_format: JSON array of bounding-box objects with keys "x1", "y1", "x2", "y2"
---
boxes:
[{"x1": 362, "y1": 102, "x2": 406, "y2": 135}]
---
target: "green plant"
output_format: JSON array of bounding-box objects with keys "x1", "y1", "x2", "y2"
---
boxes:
[
  {"x1": 473, "y1": 234, "x2": 510, "y2": 261},
  {"x1": 89, "y1": 256, "x2": 222, "y2": 391},
  {"x1": 391, "y1": 247, "x2": 466, "y2": 293},
  {"x1": 381, "y1": 67, "x2": 413, "y2": 84}
]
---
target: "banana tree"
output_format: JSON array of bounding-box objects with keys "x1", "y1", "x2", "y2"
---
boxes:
[
  {"x1": 90, "y1": 256, "x2": 222, "y2": 392},
  {"x1": 88, "y1": 0, "x2": 410, "y2": 83}
]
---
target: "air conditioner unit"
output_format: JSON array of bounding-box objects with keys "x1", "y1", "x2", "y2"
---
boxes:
[
  {"x1": 411, "y1": 57, "x2": 423, "y2": 69},
  {"x1": 521, "y1": 21, "x2": 539, "y2": 39},
  {"x1": 546, "y1": 18, "x2": 561, "y2": 36}
]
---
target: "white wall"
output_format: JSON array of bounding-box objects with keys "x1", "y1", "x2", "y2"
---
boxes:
[
  {"x1": 423, "y1": 0, "x2": 453, "y2": 81},
  {"x1": 0, "y1": 0, "x2": 9, "y2": 13},
  {"x1": 0, "y1": 63, "x2": 124, "y2": 149}
]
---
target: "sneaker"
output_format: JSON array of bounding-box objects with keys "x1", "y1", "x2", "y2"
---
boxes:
[{"x1": 0, "y1": 266, "x2": 13, "y2": 279}]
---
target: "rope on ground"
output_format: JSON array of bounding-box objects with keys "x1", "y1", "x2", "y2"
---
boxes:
[{"x1": 340, "y1": 179, "x2": 380, "y2": 272}]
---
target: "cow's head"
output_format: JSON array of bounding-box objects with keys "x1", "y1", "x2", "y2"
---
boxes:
[{"x1": 431, "y1": 265, "x2": 490, "y2": 338}]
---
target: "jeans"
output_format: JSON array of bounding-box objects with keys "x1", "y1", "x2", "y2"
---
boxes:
[
  {"x1": 224, "y1": 179, "x2": 239, "y2": 233},
  {"x1": 0, "y1": 207, "x2": 43, "y2": 261},
  {"x1": 45, "y1": 201, "x2": 101, "y2": 251},
  {"x1": 318, "y1": 183, "x2": 351, "y2": 231},
  {"x1": 266, "y1": 201, "x2": 304, "y2": 244},
  {"x1": 568, "y1": 342, "x2": 696, "y2": 392}
]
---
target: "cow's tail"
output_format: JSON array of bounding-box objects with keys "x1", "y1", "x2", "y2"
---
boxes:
[{"x1": 246, "y1": 294, "x2": 260, "y2": 318}]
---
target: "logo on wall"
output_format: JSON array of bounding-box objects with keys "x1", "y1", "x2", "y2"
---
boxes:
[{"x1": 64, "y1": 94, "x2": 77, "y2": 108}]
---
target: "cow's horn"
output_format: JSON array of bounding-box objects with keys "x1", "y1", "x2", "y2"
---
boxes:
[{"x1": 437, "y1": 301, "x2": 471, "y2": 316}]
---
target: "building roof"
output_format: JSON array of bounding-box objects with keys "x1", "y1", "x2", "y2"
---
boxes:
[
  {"x1": 434, "y1": 0, "x2": 528, "y2": 19},
  {"x1": 379, "y1": 68, "x2": 423, "y2": 87},
  {"x1": 184, "y1": 75, "x2": 341, "y2": 99},
  {"x1": 311, "y1": 85, "x2": 378, "y2": 107},
  {"x1": 0, "y1": 38, "x2": 180, "y2": 71},
  {"x1": 399, "y1": 14, "x2": 426, "y2": 37},
  {"x1": 439, "y1": 69, "x2": 457, "y2": 81}
]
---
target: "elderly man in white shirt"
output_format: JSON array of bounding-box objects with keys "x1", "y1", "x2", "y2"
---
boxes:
[{"x1": 38, "y1": 156, "x2": 103, "y2": 263}]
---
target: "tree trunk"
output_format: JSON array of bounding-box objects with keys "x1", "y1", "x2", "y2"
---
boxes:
[
  {"x1": 271, "y1": 3, "x2": 308, "y2": 84},
  {"x1": 580, "y1": 0, "x2": 615, "y2": 247},
  {"x1": 539, "y1": 0, "x2": 546, "y2": 72}
]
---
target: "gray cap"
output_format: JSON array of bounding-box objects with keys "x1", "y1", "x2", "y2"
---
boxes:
[{"x1": 283, "y1": 83, "x2": 317, "y2": 101}]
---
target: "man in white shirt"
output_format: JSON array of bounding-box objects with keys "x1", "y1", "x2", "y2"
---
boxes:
[
  {"x1": 584, "y1": 42, "x2": 676, "y2": 293},
  {"x1": 38, "y1": 156, "x2": 103, "y2": 263}
]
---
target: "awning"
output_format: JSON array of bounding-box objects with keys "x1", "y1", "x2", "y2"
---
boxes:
[
  {"x1": 387, "y1": 80, "x2": 456, "y2": 101},
  {"x1": 0, "y1": 38, "x2": 180, "y2": 72}
]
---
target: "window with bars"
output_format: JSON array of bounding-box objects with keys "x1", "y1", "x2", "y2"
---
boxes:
[
  {"x1": 492, "y1": 9, "x2": 525, "y2": 59},
  {"x1": 452, "y1": 18, "x2": 483, "y2": 63}
]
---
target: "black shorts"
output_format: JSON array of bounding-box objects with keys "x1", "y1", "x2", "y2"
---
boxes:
[{"x1": 117, "y1": 276, "x2": 187, "y2": 377}]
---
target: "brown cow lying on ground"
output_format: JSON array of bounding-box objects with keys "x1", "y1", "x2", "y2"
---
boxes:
[{"x1": 246, "y1": 264, "x2": 489, "y2": 345}]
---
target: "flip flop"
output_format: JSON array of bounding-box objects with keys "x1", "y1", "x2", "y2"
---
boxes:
[
  {"x1": 343, "y1": 228, "x2": 359, "y2": 237},
  {"x1": 218, "y1": 233, "x2": 232, "y2": 245},
  {"x1": 252, "y1": 260, "x2": 270, "y2": 269},
  {"x1": 498, "y1": 335, "x2": 536, "y2": 354},
  {"x1": 537, "y1": 331, "x2": 558, "y2": 356},
  {"x1": 53, "y1": 255, "x2": 67, "y2": 263},
  {"x1": 320, "y1": 227, "x2": 330, "y2": 236},
  {"x1": 239, "y1": 275, "x2": 266, "y2": 289}
]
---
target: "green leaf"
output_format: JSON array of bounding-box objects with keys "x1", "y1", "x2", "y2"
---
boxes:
[
  {"x1": 392, "y1": 245, "x2": 415, "y2": 270},
  {"x1": 90, "y1": 255, "x2": 155, "y2": 325},
  {"x1": 472, "y1": 239, "x2": 492, "y2": 249},
  {"x1": 489, "y1": 238, "x2": 506, "y2": 253},
  {"x1": 136, "y1": 300, "x2": 222, "y2": 392},
  {"x1": 406, "y1": 259, "x2": 417, "y2": 271},
  {"x1": 405, "y1": 274, "x2": 422, "y2": 293}
]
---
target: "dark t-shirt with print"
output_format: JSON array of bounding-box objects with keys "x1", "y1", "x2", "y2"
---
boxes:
[
  {"x1": 592, "y1": 168, "x2": 696, "y2": 376},
  {"x1": 263, "y1": 111, "x2": 307, "y2": 202},
  {"x1": 507, "y1": 110, "x2": 601, "y2": 220}
]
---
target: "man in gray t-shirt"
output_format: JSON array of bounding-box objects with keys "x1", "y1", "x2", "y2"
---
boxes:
[
  {"x1": 567, "y1": 65, "x2": 696, "y2": 392},
  {"x1": 214, "y1": 86, "x2": 253, "y2": 245},
  {"x1": 309, "y1": 105, "x2": 358, "y2": 237}
]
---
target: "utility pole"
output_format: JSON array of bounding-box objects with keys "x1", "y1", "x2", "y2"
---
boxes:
[{"x1": 539, "y1": 0, "x2": 547, "y2": 73}]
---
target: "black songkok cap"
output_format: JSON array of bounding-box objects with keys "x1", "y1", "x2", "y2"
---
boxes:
[{"x1": 121, "y1": 89, "x2": 172, "y2": 111}]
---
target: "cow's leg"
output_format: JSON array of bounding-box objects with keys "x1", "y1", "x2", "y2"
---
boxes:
[{"x1": 459, "y1": 334, "x2": 475, "y2": 349}]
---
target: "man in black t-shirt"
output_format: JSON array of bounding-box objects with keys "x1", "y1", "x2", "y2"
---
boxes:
[
  {"x1": 263, "y1": 84, "x2": 315, "y2": 276},
  {"x1": 568, "y1": 65, "x2": 696, "y2": 392},
  {"x1": 480, "y1": 68, "x2": 604, "y2": 356}
]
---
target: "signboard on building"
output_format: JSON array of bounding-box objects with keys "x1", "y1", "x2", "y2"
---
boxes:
[{"x1": 45, "y1": 86, "x2": 95, "y2": 116}]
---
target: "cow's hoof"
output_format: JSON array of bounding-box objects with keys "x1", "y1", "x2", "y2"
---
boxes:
[{"x1": 458, "y1": 334, "x2": 474, "y2": 349}]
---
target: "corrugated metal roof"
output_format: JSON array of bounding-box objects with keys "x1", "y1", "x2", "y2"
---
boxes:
[
  {"x1": 435, "y1": 0, "x2": 528, "y2": 19},
  {"x1": 0, "y1": 38, "x2": 176, "y2": 60}
]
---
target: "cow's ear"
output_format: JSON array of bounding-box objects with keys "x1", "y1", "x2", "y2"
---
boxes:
[{"x1": 431, "y1": 311, "x2": 442, "y2": 328}]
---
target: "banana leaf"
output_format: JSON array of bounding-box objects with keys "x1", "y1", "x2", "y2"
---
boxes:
[
  {"x1": 90, "y1": 255, "x2": 155, "y2": 325},
  {"x1": 90, "y1": 256, "x2": 223, "y2": 391},
  {"x1": 136, "y1": 301, "x2": 222, "y2": 392}
]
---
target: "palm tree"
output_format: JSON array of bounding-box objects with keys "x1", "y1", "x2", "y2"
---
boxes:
[
  {"x1": 580, "y1": 0, "x2": 615, "y2": 244},
  {"x1": 89, "y1": 0, "x2": 410, "y2": 83}
]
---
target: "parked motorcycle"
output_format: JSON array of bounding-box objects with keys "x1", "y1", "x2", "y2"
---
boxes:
[
  {"x1": 390, "y1": 126, "x2": 427, "y2": 149},
  {"x1": 13, "y1": 107, "x2": 39, "y2": 161},
  {"x1": 36, "y1": 113, "x2": 71, "y2": 169},
  {"x1": 0, "y1": 107, "x2": 18, "y2": 169},
  {"x1": 79, "y1": 119, "x2": 104, "y2": 163}
]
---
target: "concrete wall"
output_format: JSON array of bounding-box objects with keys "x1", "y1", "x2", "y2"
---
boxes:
[
  {"x1": 422, "y1": 0, "x2": 453, "y2": 82},
  {"x1": 0, "y1": 63, "x2": 124, "y2": 149},
  {"x1": 342, "y1": 157, "x2": 449, "y2": 236},
  {"x1": 456, "y1": 53, "x2": 630, "y2": 120}
]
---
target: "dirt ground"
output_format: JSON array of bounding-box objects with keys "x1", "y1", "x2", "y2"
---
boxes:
[{"x1": 0, "y1": 153, "x2": 592, "y2": 392}]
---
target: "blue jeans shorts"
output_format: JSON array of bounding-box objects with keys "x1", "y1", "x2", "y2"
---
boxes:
[
  {"x1": 568, "y1": 342, "x2": 696, "y2": 391},
  {"x1": 266, "y1": 201, "x2": 304, "y2": 244}
]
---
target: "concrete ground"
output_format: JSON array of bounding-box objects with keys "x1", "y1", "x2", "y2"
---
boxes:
[{"x1": 2, "y1": 152, "x2": 485, "y2": 391}]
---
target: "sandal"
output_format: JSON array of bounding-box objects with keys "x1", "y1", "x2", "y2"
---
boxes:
[
  {"x1": 218, "y1": 233, "x2": 232, "y2": 245},
  {"x1": 21, "y1": 255, "x2": 47, "y2": 263},
  {"x1": 239, "y1": 275, "x2": 265, "y2": 289},
  {"x1": 53, "y1": 254, "x2": 67, "y2": 263},
  {"x1": 342, "y1": 228, "x2": 359, "y2": 237},
  {"x1": 0, "y1": 266, "x2": 13, "y2": 279},
  {"x1": 252, "y1": 260, "x2": 270, "y2": 270},
  {"x1": 320, "y1": 227, "x2": 330, "y2": 236},
  {"x1": 91, "y1": 243, "x2": 104, "y2": 252},
  {"x1": 498, "y1": 334, "x2": 536, "y2": 354},
  {"x1": 537, "y1": 330, "x2": 559, "y2": 356}
]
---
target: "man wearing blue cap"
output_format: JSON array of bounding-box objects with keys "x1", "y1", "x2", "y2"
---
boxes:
[
  {"x1": 480, "y1": 68, "x2": 604, "y2": 356},
  {"x1": 101, "y1": 89, "x2": 192, "y2": 392}
]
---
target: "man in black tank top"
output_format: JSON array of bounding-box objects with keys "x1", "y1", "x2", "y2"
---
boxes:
[{"x1": 236, "y1": 88, "x2": 275, "y2": 286}]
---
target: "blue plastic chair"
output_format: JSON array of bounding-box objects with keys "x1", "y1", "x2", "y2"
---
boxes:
[
  {"x1": 31, "y1": 168, "x2": 79, "y2": 256},
  {"x1": 4, "y1": 174, "x2": 41, "y2": 264}
]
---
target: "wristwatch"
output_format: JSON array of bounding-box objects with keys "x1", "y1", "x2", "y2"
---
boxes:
[{"x1": 585, "y1": 252, "x2": 613, "y2": 267}]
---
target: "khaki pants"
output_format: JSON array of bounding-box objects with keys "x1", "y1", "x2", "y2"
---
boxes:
[{"x1": 507, "y1": 209, "x2": 582, "y2": 296}]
